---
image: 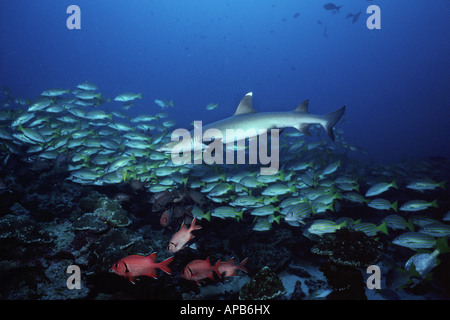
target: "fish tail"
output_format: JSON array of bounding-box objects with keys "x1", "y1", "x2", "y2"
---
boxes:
[
  {"x1": 378, "y1": 221, "x2": 389, "y2": 235},
  {"x1": 326, "y1": 202, "x2": 334, "y2": 213},
  {"x1": 439, "y1": 181, "x2": 446, "y2": 190},
  {"x1": 430, "y1": 199, "x2": 439, "y2": 208},
  {"x1": 158, "y1": 256, "x2": 174, "y2": 275},
  {"x1": 391, "y1": 201, "x2": 398, "y2": 212},
  {"x1": 435, "y1": 237, "x2": 450, "y2": 254},
  {"x1": 190, "y1": 217, "x2": 202, "y2": 231},
  {"x1": 273, "y1": 215, "x2": 282, "y2": 224},
  {"x1": 338, "y1": 220, "x2": 347, "y2": 228},
  {"x1": 203, "y1": 211, "x2": 211, "y2": 222},
  {"x1": 321, "y1": 106, "x2": 345, "y2": 141},
  {"x1": 213, "y1": 260, "x2": 222, "y2": 278},
  {"x1": 405, "y1": 218, "x2": 415, "y2": 232},
  {"x1": 391, "y1": 180, "x2": 398, "y2": 189},
  {"x1": 239, "y1": 258, "x2": 249, "y2": 273}
]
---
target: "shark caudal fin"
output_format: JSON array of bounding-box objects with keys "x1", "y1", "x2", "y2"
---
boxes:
[{"x1": 321, "y1": 105, "x2": 345, "y2": 141}]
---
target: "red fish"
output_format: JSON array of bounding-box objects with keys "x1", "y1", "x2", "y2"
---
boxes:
[
  {"x1": 181, "y1": 258, "x2": 221, "y2": 285},
  {"x1": 218, "y1": 257, "x2": 248, "y2": 278},
  {"x1": 168, "y1": 217, "x2": 201, "y2": 253},
  {"x1": 109, "y1": 253, "x2": 174, "y2": 284}
]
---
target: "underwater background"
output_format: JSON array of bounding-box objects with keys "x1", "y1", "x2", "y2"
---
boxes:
[{"x1": 0, "y1": 0, "x2": 449, "y2": 301}]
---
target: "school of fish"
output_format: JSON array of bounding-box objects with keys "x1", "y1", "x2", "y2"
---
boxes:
[{"x1": 0, "y1": 82, "x2": 449, "y2": 287}]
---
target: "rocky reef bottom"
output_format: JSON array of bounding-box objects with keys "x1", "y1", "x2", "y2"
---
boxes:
[{"x1": 0, "y1": 161, "x2": 449, "y2": 300}]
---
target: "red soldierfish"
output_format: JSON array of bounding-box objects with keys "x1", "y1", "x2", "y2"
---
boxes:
[
  {"x1": 218, "y1": 257, "x2": 248, "y2": 278},
  {"x1": 168, "y1": 217, "x2": 201, "y2": 253},
  {"x1": 109, "y1": 253, "x2": 174, "y2": 284},
  {"x1": 181, "y1": 258, "x2": 221, "y2": 285}
]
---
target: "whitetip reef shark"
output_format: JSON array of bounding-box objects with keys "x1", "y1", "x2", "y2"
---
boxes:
[{"x1": 157, "y1": 92, "x2": 346, "y2": 153}]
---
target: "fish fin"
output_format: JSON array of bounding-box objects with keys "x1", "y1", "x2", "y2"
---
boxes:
[
  {"x1": 406, "y1": 218, "x2": 415, "y2": 232},
  {"x1": 391, "y1": 180, "x2": 398, "y2": 189},
  {"x1": 213, "y1": 260, "x2": 222, "y2": 278},
  {"x1": 190, "y1": 217, "x2": 202, "y2": 231},
  {"x1": 430, "y1": 199, "x2": 439, "y2": 208},
  {"x1": 239, "y1": 258, "x2": 249, "y2": 273},
  {"x1": 378, "y1": 221, "x2": 389, "y2": 235},
  {"x1": 146, "y1": 270, "x2": 158, "y2": 279},
  {"x1": 391, "y1": 201, "x2": 398, "y2": 212},
  {"x1": 147, "y1": 252, "x2": 157, "y2": 261},
  {"x1": 339, "y1": 220, "x2": 348, "y2": 228},
  {"x1": 297, "y1": 123, "x2": 312, "y2": 136},
  {"x1": 128, "y1": 277, "x2": 136, "y2": 284},
  {"x1": 273, "y1": 215, "x2": 282, "y2": 224},
  {"x1": 293, "y1": 99, "x2": 310, "y2": 113},
  {"x1": 158, "y1": 256, "x2": 174, "y2": 275},
  {"x1": 321, "y1": 105, "x2": 345, "y2": 141},
  {"x1": 233, "y1": 92, "x2": 257, "y2": 116},
  {"x1": 435, "y1": 238, "x2": 450, "y2": 254}
]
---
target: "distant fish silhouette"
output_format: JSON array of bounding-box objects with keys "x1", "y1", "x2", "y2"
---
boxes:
[
  {"x1": 323, "y1": 3, "x2": 343, "y2": 13},
  {"x1": 317, "y1": 20, "x2": 322, "y2": 25},
  {"x1": 293, "y1": 12, "x2": 300, "y2": 19},
  {"x1": 346, "y1": 10, "x2": 361, "y2": 23}
]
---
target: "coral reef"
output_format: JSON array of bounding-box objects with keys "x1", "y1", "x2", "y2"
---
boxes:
[
  {"x1": 311, "y1": 228, "x2": 384, "y2": 299},
  {"x1": 239, "y1": 266, "x2": 286, "y2": 300},
  {"x1": 311, "y1": 227, "x2": 384, "y2": 267}
]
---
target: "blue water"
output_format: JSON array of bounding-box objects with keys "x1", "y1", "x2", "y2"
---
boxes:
[{"x1": 1, "y1": 0, "x2": 449, "y2": 164}]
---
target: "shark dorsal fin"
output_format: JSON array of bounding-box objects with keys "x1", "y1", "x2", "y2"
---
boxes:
[
  {"x1": 233, "y1": 92, "x2": 257, "y2": 116},
  {"x1": 293, "y1": 99, "x2": 310, "y2": 113}
]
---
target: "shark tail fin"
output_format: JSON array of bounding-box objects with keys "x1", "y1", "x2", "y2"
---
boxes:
[{"x1": 322, "y1": 105, "x2": 345, "y2": 141}]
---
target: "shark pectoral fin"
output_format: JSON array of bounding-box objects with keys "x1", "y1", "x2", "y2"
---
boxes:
[
  {"x1": 233, "y1": 92, "x2": 257, "y2": 116},
  {"x1": 296, "y1": 123, "x2": 312, "y2": 136},
  {"x1": 293, "y1": 99, "x2": 310, "y2": 113}
]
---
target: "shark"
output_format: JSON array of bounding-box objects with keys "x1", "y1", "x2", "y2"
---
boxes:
[{"x1": 157, "y1": 92, "x2": 346, "y2": 154}]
